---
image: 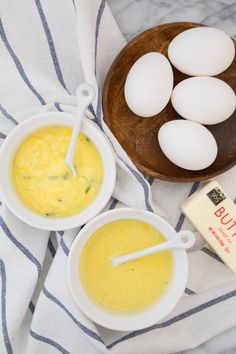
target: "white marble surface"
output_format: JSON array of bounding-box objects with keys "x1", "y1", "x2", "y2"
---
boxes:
[
  {"x1": 107, "y1": 0, "x2": 236, "y2": 40},
  {"x1": 106, "y1": 1, "x2": 236, "y2": 353}
]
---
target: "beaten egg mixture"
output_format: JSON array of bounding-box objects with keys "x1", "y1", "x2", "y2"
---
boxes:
[
  {"x1": 80, "y1": 219, "x2": 173, "y2": 312},
  {"x1": 12, "y1": 126, "x2": 103, "y2": 217}
]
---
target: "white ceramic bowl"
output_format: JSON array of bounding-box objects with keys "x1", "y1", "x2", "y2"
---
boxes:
[
  {"x1": 67, "y1": 208, "x2": 191, "y2": 331},
  {"x1": 0, "y1": 112, "x2": 116, "y2": 230}
]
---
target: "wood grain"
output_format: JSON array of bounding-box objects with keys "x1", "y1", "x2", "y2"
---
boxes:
[{"x1": 102, "y1": 22, "x2": 236, "y2": 182}]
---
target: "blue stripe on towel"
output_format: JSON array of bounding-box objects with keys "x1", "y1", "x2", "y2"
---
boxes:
[
  {"x1": 0, "y1": 260, "x2": 13, "y2": 354},
  {"x1": 148, "y1": 176, "x2": 154, "y2": 185},
  {"x1": 185, "y1": 287, "x2": 196, "y2": 295},
  {"x1": 94, "y1": 1, "x2": 105, "y2": 127},
  {"x1": 72, "y1": 0, "x2": 76, "y2": 11},
  {"x1": 0, "y1": 216, "x2": 42, "y2": 275},
  {"x1": 43, "y1": 287, "x2": 104, "y2": 344},
  {"x1": 107, "y1": 288, "x2": 236, "y2": 349},
  {"x1": 48, "y1": 238, "x2": 56, "y2": 258},
  {"x1": 0, "y1": 18, "x2": 46, "y2": 105},
  {"x1": 109, "y1": 198, "x2": 118, "y2": 210},
  {"x1": 55, "y1": 231, "x2": 69, "y2": 256},
  {"x1": 60, "y1": 238, "x2": 69, "y2": 256},
  {"x1": 0, "y1": 132, "x2": 6, "y2": 139},
  {"x1": 35, "y1": 0, "x2": 69, "y2": 93},
  {"x1": 175, "y1": 182, "x2": 200, "y2": 232},
  {"x1": 88, "y1": 103, "x2": 96, "y2": 117},
  {"x1": 29, "y1": 301, "x2": 35, "y2": 314},
  {"x1": 95, "y1": 90, "x2": 102, "y2": 127},
  {"x1": 201, "y1": 247, "x2": 223, "y2": 263},
  {"x1": 0, "y1": 104, "x2": 18, "y2": 125},
  {"x1": 124, "y1": 163, "x2": 153, "y2": 212},
  {"x1": 94, "y1": 0, "x2": 106, "y2": 76},
  {"x1": 54, "y1": 102, "x2": 63, "y2": 112},
  {"x1": 30, "y1": 330, "x2": 70, "y2": 354},
  {"x1": 34, "y1": 0, "x2": 68, "y2": 92}
]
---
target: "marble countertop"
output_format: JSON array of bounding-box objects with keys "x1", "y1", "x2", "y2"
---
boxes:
[
  {"x1": 106, "y1": 1, "x2": 236, "y2": 353},
  {"x1": 107, "y1": 0, "x2": 236, "y2": 40}
]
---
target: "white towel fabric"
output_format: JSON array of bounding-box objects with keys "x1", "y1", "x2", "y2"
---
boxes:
[{"x1": 0, "y1": 1, "x2": 236, "y2": 353}]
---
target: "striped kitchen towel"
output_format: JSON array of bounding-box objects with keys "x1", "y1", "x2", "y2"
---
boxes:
[{"x1": 0, "y1": 1, "x2": 236, "y2": 353}]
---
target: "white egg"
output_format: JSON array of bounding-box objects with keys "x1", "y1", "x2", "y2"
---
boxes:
[
  {"x1": 158, "y1": 120, "x2": 218, "y2": 170},
  {"x1": 124, "y1": 52, "x2": 173, "y2": 117},
  {"x1": 171, "y1": 77, "x2": 236, "y2": 125},
  {"x1": 168, "y1": 27, "x2": 235, "y2": 76}
]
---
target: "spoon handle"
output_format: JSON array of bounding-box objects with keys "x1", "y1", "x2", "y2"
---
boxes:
[
  {"x1": 112, "y1": 230, "x2": 195, "y2": 267},
  {"x1": 65, "y1": 84, "x2": 95, "y2": 176},
  {"x1": 64, "y1": 103, "x2": 85, "y2": 176}
]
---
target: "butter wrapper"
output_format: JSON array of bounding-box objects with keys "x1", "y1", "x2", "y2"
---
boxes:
[{"x1": 181, "y1": 181, "x2": 236, "y2": 273}]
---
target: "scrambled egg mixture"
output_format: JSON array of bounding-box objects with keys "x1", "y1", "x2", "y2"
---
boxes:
[{"x1": 12, "y1": 126, "x2": 103, "y2": 217}]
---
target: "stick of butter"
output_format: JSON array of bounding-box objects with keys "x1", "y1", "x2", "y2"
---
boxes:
[{"x1": 181, "y1": 181, "x2": 236, "y2": 273}]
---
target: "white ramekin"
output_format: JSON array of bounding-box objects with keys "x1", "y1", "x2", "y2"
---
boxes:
[
  {"x1": 0, "y1": 112, "x2": 116, "y2": 230},
  {"x1": 67, "y1": 208, "x2": 191, "y2": 331}
]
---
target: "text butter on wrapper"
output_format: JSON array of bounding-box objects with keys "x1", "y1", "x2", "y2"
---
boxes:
[{"x1": 181, "y1": 181, "x2": 236, "y2": 273}]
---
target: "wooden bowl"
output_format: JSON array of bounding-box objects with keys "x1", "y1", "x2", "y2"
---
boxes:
[{"x1": 102, "y1": 22, "x2": 236, "y2": 182}]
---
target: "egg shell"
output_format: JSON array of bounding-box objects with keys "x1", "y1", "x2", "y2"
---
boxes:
[
  {"x1": 124, "y1": 52, "x2": 174, "y2": 117},
  {"x1": 171, "y1": 77, "x2": 236, "y2": 125},
  {"x1": 168, "y1": 27, "x2": 235, "y2": 76},
  {"x1": 158, "y1": 120, "x2": 218, "y2": 171}
]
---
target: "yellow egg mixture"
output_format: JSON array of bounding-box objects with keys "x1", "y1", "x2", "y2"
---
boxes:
[
  {"x1": 12, "y1": 126, "x2": 103, "y2": 217},
  {"x1": 80, "y1": 219, "x2": 173, "y2": 312}
]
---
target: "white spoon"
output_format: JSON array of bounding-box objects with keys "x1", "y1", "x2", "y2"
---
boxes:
[
  {"x1": 65, "y1": 83, "x2": 95, "y2": 176},
  {"x1": 112, "y1": 230, "x2": 195, "y2": 267}
]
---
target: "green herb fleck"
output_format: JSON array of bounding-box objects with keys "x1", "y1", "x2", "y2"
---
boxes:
[
  {"x1": 58, "y1": 199, "x2": 62, "y2": 202},
  {"x1": 85, "y1": 185, "x2": 91, "y2": 194},
  {"x1": 48, "y1": 176, "x2": 58, "y2": 180},
  {"x1": 62, "y1": 172, "x2": 70, "y2": 180},
  {"x1": 23, "y1": 176, "x2": 32, "y2": 180},
  {"x1": 45, "y1": 212, "x2": 55, "y2": 216},
  {"x1": 85, "y1": 179, "x2": 93, "y2": 194},
  {"x1": 85, "y1": 137, "x2": 91, "y2": 142}
]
